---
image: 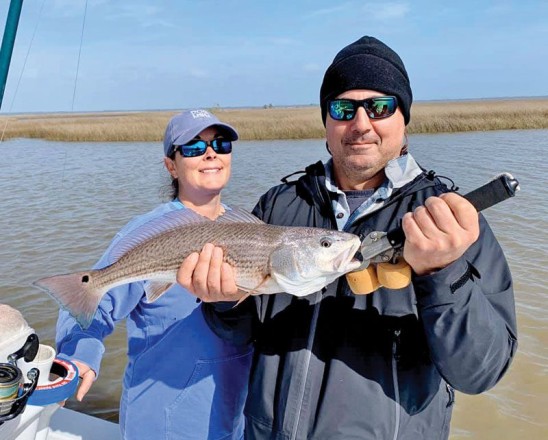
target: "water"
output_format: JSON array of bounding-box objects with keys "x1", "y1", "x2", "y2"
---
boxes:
[{"x1": 1, "y1": 130, "x2": 547, "y2": 438}]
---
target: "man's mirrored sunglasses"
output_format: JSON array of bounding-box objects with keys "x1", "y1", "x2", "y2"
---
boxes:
[
  {"x1": 174, "y1": 139, "x2": 232, "y2": 158},
  {"x1": 328, "y1": 96, "x2": 398, "y2": 121}
]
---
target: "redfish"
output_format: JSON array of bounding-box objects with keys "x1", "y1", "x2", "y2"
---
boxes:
[{"x1": 34, "y1": 208, "x2": 361, "y2": 329}]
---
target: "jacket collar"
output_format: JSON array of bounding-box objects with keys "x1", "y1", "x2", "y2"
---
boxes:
[
  {"x1": 323, "y1": 153, "x2": 423, "y2": 193},
  {"x1": 322, "y1": 153, "x2": 424, "y2": 230}
]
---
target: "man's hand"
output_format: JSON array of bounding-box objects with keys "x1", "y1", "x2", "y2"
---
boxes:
[
  {"x1": 177, "y1": 243, "x2": 246, "y2": 302},
  {"x1": 402, "y1": 192, "x2": 479, "y2": 276}
]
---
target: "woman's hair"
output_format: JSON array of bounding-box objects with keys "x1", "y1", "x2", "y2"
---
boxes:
[
  {"x1": 170, "y1": 177, "x2": 179, "y2": 200},
  {"x1": 160, "y1": 155, "x2": 179, "y2": 201}
]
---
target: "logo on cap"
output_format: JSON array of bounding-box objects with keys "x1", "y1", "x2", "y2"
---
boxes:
[{"x1": 190, "y1": 110, "x2": 212, "y2": 119}]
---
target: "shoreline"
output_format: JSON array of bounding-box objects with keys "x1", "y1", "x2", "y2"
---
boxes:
[{"x1": 1, "y1": 98, "x2": 547, "y2": 142}]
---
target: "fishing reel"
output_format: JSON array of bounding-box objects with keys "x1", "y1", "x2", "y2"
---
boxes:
[
  {"x1": 0, "y1": 334, "x2": 40, "y2": 425},
  {"x1": 0, "y1": 304, "x2": 79, "y2": 440}
]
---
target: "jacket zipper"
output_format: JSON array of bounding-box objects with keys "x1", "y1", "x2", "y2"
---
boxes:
[
  {"x1": 288, "y1": 172, "x2": 333, "y2": 439},
  {"x1": 392, "y1": 329, "x2": 401, "y2": 440},
  {"x1": 290, "y1": 291, "x2": 323, "y2": 440},
  {"x1": 446, "y1": 383, "x2": 455, "y2": 407}
]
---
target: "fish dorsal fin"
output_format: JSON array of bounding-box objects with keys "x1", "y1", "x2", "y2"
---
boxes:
[
  {"x1": 216, "y1": 207, "x2": 265, "y2": 224},
  {"x1": 109, "y1": 208, "x2": 211, "y2": 262}
]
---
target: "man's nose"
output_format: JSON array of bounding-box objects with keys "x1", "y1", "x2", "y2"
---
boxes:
[{"x1": 351, "y1": 107, "x2": 373, "y2": 132}]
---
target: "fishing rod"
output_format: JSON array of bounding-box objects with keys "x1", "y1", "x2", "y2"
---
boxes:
[
  {"x1": 0, "y1": 0, "x2": 24, "y2": 110},
  {"x1": 347, "y1": 173, "x2": 520, "y2": 293}
]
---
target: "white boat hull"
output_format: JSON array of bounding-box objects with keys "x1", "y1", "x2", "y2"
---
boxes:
[{"x1": 0, "y1": 404, "x2": 120, "y2": 440}]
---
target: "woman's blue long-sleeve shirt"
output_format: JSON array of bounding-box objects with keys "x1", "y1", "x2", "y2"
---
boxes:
[{"x1": 56, "y1": 201, "x2": 253, "y2": 440}]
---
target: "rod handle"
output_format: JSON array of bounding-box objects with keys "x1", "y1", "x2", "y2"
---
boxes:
[{"x1": 386, "y1": 173, "x2": 520, "y2": 249}]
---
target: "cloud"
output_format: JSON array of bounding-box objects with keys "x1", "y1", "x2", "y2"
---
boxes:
[
  {"x1": 188, "y1": 68, "x2": 210, "y2": 79},
  {"x1": 484, "y1": 4, "x2": 513, "y2": 15},
  {"x1": 47, "y1": 0, "x2": 109, "y2": 18},
  {"x1": 362, "y1": 2, "x2": 410, "y2": 20},
  {"x1": 104, "y1": 4, "x2": 175, "y2": 28},
  {"x1": 268, "y1": 37, "x2": 297, "y2": 46},
  {"x1": 306, "y1": 1, "x2": 409, "y2": 21},
  {"x1": 306, "y1": 4, "x2": 353, "y2": 18},
  {"x1": 43, "y1": 1, "x2": 172, "y2": 30},
  {"x1": 302, "y1": 63, "x2": 321, "y2": 72}
]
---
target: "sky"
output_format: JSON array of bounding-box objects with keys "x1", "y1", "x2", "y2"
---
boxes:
[{"x1": 0, "y1": 0, "x2": 547, "y2": 113}]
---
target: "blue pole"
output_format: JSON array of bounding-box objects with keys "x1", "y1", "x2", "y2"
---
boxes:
[{"x1": 0, "y1": 0, "x2": 24, "y2": 110}]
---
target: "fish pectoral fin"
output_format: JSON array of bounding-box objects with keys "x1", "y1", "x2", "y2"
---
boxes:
[
  {"x1": 241, "y1": 275, "x2": 280, "y2": 296},
  {"x1": 145, "y1": 282, "x2": 174, "y2": 302},
  {"x1": 233, "y1": 275, "x2": 274, "y2": 307},
  {"x1": 234, "y1": 275, "x2": 282, "y2": 307},
  {"x1": 248, "y1": 274, "x2": 284, "y2": 295},
  {"x1": 234, "y1": 292, "x2": 251, "y2": 307}
]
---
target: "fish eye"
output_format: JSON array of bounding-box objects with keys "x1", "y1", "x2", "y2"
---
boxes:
[{"x1": 320, "y1": 238, "x2": 332, "y2": 248}]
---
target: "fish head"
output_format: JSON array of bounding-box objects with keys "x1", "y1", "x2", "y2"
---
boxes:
[{"x1": 269, "y1": 228, "x2": 361, "y2": 296}]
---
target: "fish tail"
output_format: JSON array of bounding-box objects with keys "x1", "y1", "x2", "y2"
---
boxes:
[{"x1": 33, "y1": 271, "x2": 105, "y2": 330}]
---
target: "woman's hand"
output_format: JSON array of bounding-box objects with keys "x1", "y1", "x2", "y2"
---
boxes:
[
  {"x1": 58, "y1": 359, "x2": 96, "y2": 406},
  {"x1": 74, "y1": 360, "x2": 96, "y2": 401},
  {"x1": 177, "y1": 243, "x2": 246, "y2": 302}
]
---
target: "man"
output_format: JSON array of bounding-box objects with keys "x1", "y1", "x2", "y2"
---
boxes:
[{"x1": 178, "y1": 36, "x2": 517, "y2": 439}]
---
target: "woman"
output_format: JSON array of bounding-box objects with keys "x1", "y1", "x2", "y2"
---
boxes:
[{"x1": 56, "y1": 109, "x2": 253, "y2": 440}]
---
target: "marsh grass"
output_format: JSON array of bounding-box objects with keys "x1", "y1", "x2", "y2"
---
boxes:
[
  {"x1": 1, "y1": 98, "x2": 546, "y2": 142},
  {"x1": 409, "y1": 99, "x2": 548, "y2": 133}
]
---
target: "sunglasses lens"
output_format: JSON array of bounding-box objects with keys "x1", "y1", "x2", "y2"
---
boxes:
[
  {"x1": 367, "y1": 97, "x2": 398, "y2": 119},
  {"x1": 177, "y1": 139, "x2": 233, "y2": 157},
  {"x1": 328, "y1": 97, "x2": 398, "y2": 121},
  {"x1": 329, "y1": 100, "x2": 356, "y2": 121},
  {"x1": 180, "y1": 140, "x2": 207, "y2": 157},
  {"x1": 212, "y1": 139, "x2": 232, "y2": 154}
]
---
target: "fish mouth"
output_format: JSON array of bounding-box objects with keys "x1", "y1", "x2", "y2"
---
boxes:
[
  {"x1": 334, "y1": 240, "x2": 362, "y2": 272},
  {"x1": 345, "y1": 257, "x2": 363, "y2": 272}
]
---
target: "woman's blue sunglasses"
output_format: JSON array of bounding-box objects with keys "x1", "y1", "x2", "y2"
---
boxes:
[
  {"x1": 328, "y1": 96, "x2": 398, "y2": 121},
  {"x1": 174, "y1": 139, "x2": 232, "y2": 158}
]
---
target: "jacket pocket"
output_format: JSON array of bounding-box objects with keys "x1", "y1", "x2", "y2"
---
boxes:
[{"x1": 165, "y1": 350, "x2": 252, "y2": 440}]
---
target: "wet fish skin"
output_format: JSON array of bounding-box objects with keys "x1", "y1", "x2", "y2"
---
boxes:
[{"x1": 34, "y1": 208, "x2": 361, "y2": 329}]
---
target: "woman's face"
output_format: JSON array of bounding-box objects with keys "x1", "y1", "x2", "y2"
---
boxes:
[{"x1": 164, "y1": 126, "x2": 232, "y2": 201}]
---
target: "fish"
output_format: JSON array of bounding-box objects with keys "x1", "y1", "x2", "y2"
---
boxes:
[{"x1": 33, "y1": 208, "x2": 361, "y2": 329}]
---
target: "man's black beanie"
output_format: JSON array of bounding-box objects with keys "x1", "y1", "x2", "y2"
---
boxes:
[{"x1": 320, "y1": 36, "x2": 412, "y2": 126}]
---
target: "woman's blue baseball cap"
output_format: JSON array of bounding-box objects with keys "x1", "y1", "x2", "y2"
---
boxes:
[{"x1": 163, "y1": 109, "x2": 239, "y2": 156}]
